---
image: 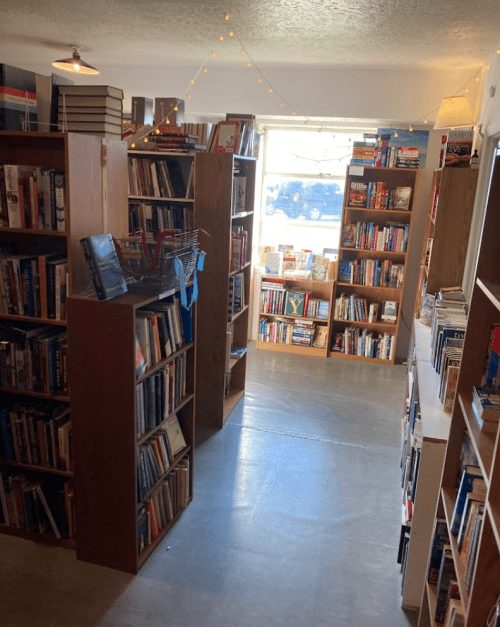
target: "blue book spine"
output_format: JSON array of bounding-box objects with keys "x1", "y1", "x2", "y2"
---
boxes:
[{"x1": 451, "y1": 468, "x2": 483, "y2": 535}]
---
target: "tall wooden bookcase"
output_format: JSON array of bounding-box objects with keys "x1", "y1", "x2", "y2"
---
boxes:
[
  {"x1": 194, "y1": 152, "x2": 256, "y2": 428},
  {"x1": 330, "y1": 165, "x2": 418, "y2": 363},
  {"x1": 67, "y1": 288, "x2": 195, "y2": 574},
  {"x1": 256, "y1": 275, "x2": 335, "y2": 358},
  {"x1": 417, "y1": 144, "x2": 500, "y2": 626},
  {"x1": 0, "y1": 131, "x2": 127, "y2": 549},
  {"x1": 415, "y1": 168, "x2": 478, "y2": 318}
]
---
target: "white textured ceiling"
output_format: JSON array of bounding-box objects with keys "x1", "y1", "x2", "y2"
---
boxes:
[{"x1": 0, "y1": 0, "x2": 499, "y2": 72}]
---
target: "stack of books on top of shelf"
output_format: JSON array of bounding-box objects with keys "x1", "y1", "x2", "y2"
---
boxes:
[
  {"x1": 58, "y1": 85, "x2": 123, "y2": 139},
  {"x1": 471, "y1": 386, "x2": 500, "y2": 432},
  {"x1": 144, "y1": 125, "x2": 206, "y2": 153},
  {"x1": 430, "y1": 289, "x2": 468, "y2": 375},
  {"x1": 292, "y1": 319, "x2": 316, "y2": 347}
]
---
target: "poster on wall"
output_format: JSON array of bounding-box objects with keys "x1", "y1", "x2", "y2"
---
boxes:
[{"x1": 377, "y1": 128, "x2": 430, "y2": 169}]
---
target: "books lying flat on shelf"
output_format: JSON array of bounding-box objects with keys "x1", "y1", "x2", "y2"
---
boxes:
[{"x1": 381, "y1": 300, "x2": 398, "y2": 323}]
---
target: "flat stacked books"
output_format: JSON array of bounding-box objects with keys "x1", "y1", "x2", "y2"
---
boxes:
[
  {"x1": 58, "y1": 85, "x2": 124, "y2": 139},
  {"x1": 471, "y1": 386, "x2": 500, "y2": 432}
]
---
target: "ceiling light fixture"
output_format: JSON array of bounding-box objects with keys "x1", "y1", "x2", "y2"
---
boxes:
[
  {"x1": 434, "y1": 96, "x2": 475, "y2": 129},
  {"x1": 52, "y1": 47, "x2": 99, "y2": 75}
]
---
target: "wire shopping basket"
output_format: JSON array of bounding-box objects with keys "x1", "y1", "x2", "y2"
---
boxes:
[{"x1": 114, "y1": 229, "x2": 205, "y2": 305}]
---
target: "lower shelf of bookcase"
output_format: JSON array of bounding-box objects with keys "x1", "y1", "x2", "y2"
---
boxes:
[
  {"x1": 256, "y1": 340, "x2": 328, "y2": 358},
  {"x1": 328, "y1": 351, "x2": 396, "y2": 365},
  {"x1": 137, "y1": 497, "x2": 192, "y2": 570},
  {"x1": 0, "y1": 524, "x2": 76, "y2": 550},
  {"x1": 223, "y1": 387, "x2": 245, "y2": 422}
]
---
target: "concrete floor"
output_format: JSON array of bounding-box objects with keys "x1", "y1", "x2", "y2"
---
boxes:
[{"x1": 1, "y1": 343, "x2": 417, "y2": 627}]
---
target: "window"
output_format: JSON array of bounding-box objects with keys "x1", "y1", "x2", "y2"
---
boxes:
[{"x1": 259, "y1": 127, "x2": 371, "y2": 255}]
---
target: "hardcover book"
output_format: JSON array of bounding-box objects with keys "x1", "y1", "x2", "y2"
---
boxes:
[
  {"x1": 213, "y1": 121, "x2": 241, "y2": 153},
  {"x1": 348, "y1": 181, "x2": 368, "y2": 207},
  {"x1": 393, "y1": 187, "x2": 412, "y2": 210},
  {"x1": 80, "y1": 233, "x2": 128, "y2": 300},
  {"x1": 285, "y1": 289, "x2": 306, "y2": 317}
]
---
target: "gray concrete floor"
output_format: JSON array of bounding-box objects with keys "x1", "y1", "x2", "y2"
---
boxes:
[{"x1": 0, "y1": 343, "x2": 417, "y2": 627}]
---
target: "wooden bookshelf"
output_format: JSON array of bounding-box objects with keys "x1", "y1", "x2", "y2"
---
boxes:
[
  {"x1": 415, "y1": 168, "x2": 478, "y2": 318},
  {"x1": 256, "y1": 275, "x2": 334, "y2": 358},
  {"x1": 400, "y1": 321, "x2": 451, "y2": 612},
  {"x1": 330, "y1": 165, "x2": 417, "y2": 364},
  {"x1": 67, "y1": 287, "x2": 195, "y2": 574},
  {"x1": 0, "y1": 131, "x2": 127, "y2": 549},
  {"x1": 194, "y1": 152, "x2": 256, "y2": 428},
  {"x1": 416, "y1": 144, "x2": 500, "y2": 626}
]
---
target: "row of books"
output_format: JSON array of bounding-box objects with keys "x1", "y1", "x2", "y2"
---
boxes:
[
  {"x1": 228, "y1": 273, "x2": 245, "y2": 321},
  {"x1": 180, "y1": 122, "x2": 212, "y2": 146},
  {"x1": 348, "y1": 180, "x2": 412, "y2": 210},
  {"x1": 351, "y1": 137, "x2": 419, "y2": 169},
  {"x1": 207, "y1": 117, "x2": 255, "y2": 157},
  {"x1": 128, "y1": 203, "x2": 194, "y2": 234},
  {"x1": 263, "y1": 250, "x2": 333, "y2": 282},
  {"x1": 135, "y1": 297, "x2": 190, "y2": 370},
  {"x1": 136, "y1": 356, "x2": 187, "y2": 438},
  {"x1": 260, "y1": 280, "x2": 329, "y2": 319},
  {"x1": 334, "y1": 295, "x2": 398, "y2": 324},
  {"x1": 0, "y1": 324, "x2": 68, "y2": 396},
  {"x1": 331, "y1": 328, "x2": 396, "y2": 360},
  {"x1": 0, "y1": 468, "x2": 73, "y2": 539},
  {"x1": 230, "y1": 226, "x2": 249, "y2": 272},
  {"x1": 232, "y1": 175, "x2": 247, "y2": 215},
  {"x1": 138, "y1": 457, "x2": 189, "y2": 553},
  {"x1": 137, "y1": 414, "x2": 187, "y2": 503},
  {"x1": 0, "y1": 402, "x2": 71, "y2": 471},
  {"x1": 258, "y1": 316, "x2": 328, "y2": 348},
  {"x1": 142, "y1": 129, "x2": 204, "y2": 154},
  {"x1": 0, "y1": 252, "x2": 67, "y2": 319},
  {"x1": 337, "y1": 258, "x2": 404, "y2": 288},
  {"x1": 341, "y1": 220, "x2": 409, "y2": 253},
  {"x1": 128, "y1": 156, "x2": 192, "y2": 199},
  {"x1": 0, "y1": 165, "x2": 66, "y2": 231}
]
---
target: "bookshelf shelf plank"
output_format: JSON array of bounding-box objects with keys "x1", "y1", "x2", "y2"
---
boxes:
[
  {"x1": 1, "y1": 461, "x2": 73, "y2": 477},
  {"x1": 0, "y1": 314, "x2": 67, "y2": 326},
  {"x1": 332, "y1": 318, "x2": 397, "y2": 329},
  {"x1": 256, "y1": 340, "x2": 327, "y2": 357},
  {"x1": 458, "y1": 393, "x2": 495, "y2": 484},
  {"x1": 477, "y1": 278, "x2": 500, "y2": 312},
  {"x1": 339, "y1": 247, "x2": 407, "y2": 257},
  {"x1": 0, "y1": 525, "x2": 76, "y2": 550},
  {"x1": 223, "y1": 387, "x2": 245, "y2": 422},
  {"x1": 128, "y1": 195, "x2": 194, "y2": 203}
]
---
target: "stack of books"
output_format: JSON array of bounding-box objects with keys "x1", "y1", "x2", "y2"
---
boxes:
[
  {"x1": 471, "y1": 386, "x2": 500, "y2": 432},
  {"x1": 58, "y1": 85, "x2": 124, "y2": 139}
]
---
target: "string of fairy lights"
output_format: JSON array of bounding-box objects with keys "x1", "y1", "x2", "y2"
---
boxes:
[{"x1": 128, "y1": 11, "x2": 500, "y2": 149}]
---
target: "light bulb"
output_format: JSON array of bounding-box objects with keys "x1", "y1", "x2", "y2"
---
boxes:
[
  {"x1": 191, "y1": 79, "x2": 195, "y2": 84},
  {"x1": 257, "y1": 77, "x2": 262, "y2": 83},
  {"x1": 486, "y1": 65, "x2": 490, "y2": 70},
  {"x1": 280, "y1": 101, "x2": 285, "y2": 106},
  {"x1": 187, "y1": 94, "x2": 192, "y2": 99},
  {"x1": 292, "y1": 110, "x2": 297, "y2": 115},
  {"x1": 497, "y1": 49, "x2": 500, "y2": 54},
  {"x1": 73, "y1": 63, "x2": 80, "y2": 72},
  {"x1": 166, "y1": 118, "x2": 170, "y2": 124},
  {"x1": 156, "y1": 129, "x2": 160, "y2": 134},
  {"x1": 247, "y1": 62, "x2": 251, "y2": 67},
  {"x1": 144, "y1": 138, "x2": 148, "y2": 143},
  {"x1": 225, "y1": 13, "x2": 229, "y2": 20},
  {"x1": 423, "y1": 119, "x2": 427, "y2": 124},
  {"x1": 131, "y1": 143, "x2": 136, "y2": 148},
  {"x1": 409, "y1": 126, "x2": 413, "y2": 132},
  {"x1": 174, "y1": 106, "x2": 179, "y2": 111},
  {"x1": 203, "y1": 67, "x2": 207, "y2": 73},
  {"x1": 241, "y1": 49, "x2": 245, "y2": 55},
  {"x1": 212, "y1": 51, "x2": 217, "y2": 57},
  {"x1": 229, "y1": 32, "x2": 234, "y2": 37},
  {"x1": 219, "y1": 36, "x2": 224, "y2": 42},
  {"x1": 268, "y1": 87, "x2": 273, "y2": 93},
  {"x1": 465, "y1": 88, "x2": 470, "y2": 93},
  {"x1": 394, "y1": 132, "x2": 398, "y2": 138}
]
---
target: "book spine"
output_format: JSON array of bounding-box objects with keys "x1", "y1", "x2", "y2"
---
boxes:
[{"x1": 80, "y1": 238, "x2": 105, "y2": 300}]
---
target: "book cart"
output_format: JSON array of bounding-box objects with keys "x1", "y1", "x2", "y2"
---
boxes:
[
  {"x1": 400, "y1": 320, "x2": 451, "y2": 611},
  {"x1": 67, "y1": 286, "x2": 195, "y2": 574},
  {"x1": 256, "y1": 276, "x2": 335, "y2": 358},
  {"x1": 330, "y1": 165, "x2": 417, "y2": 363},
  {"x1": 414, "y1": 168, "x2": 478, "y2": 318},
  {"x1": 416, "y1": 143, "x2": 500, "y2": 626},
  {"x1": 0, "y1": 131, "x2": 127, "y2": 549},
  {"x1": 194, "y1": 152, "x2": 256, "y2": 428}
]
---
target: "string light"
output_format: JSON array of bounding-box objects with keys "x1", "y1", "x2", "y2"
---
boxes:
[
  {"x1": 225, "y1": 12, "x2": 230, "y2": 20},
  {"x1": 292, "y1": 110, "x2": 297, "y2": 115},
  {"x1": 257, "y1": 77, "x2": 262, "y2": 83},
  {"x1": 212, "y1": 51, "x2": 217, "y2": 57},
  {"x1": 268, "y1": 87, "x2": 273, "y2": 93},
  {"x1": 203, "y1": 67, "x2": 207, "y2": 73},
  {"x1": 409, "y1": 125, "x2": 413, "y2": 132},
  {"x1": 280, "y1": 101, "x2": 285, "y2": 106},
  {"x1": 187, "y1": 94, "x2": 192, "y2": 99},
  {"x1": 174, "y1": 106, "x2": 179, "y2": 111},
  {"x1": 219, "y1": 36, "x2": 224, "y2": 42},
  {"x1": 190, "y1": 79, "x2": 195, "y2": 84},
  {"x1": 241, "y1": 49, "x2": 245, "y2": 55},
  {"x1": 394, "y1": 132, "x2": 399, "y2": 138},
  {"x1": 247, "y1": 62, "x2": 251, "y2": 67},
  {"x1": 229, "y1": 32, "x2": 234, "y2": 37}
]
